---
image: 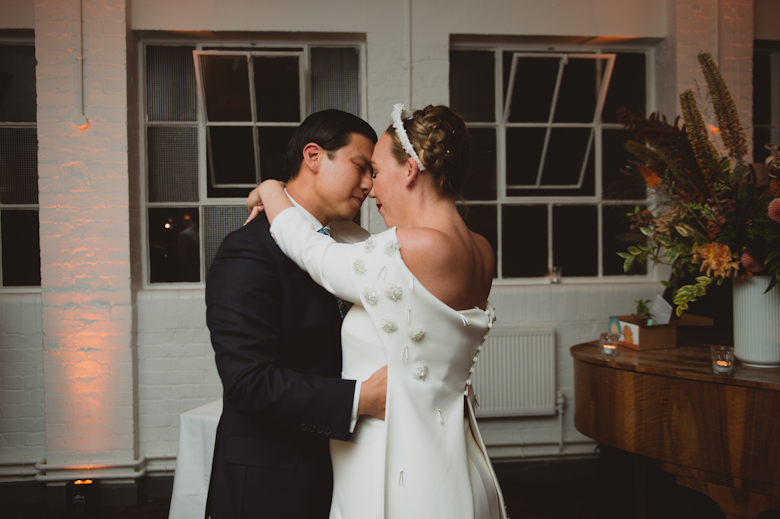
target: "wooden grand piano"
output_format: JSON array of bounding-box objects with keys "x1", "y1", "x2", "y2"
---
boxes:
[{"x1": 571, "y1": 342, "x2": 780, "y2": 519}]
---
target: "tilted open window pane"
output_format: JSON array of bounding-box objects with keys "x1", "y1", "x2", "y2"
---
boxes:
[
  {"x1": 539, "y1": 127, "x2": 593, "y2": 186},
  {"x1": 450, "y1": 50, "x2": 495, "y2": 123},
  {"x1": 207, "y1": 126, "x2": 257, "y2": 188},
  {"x1": 553, "y1": 56, "x2": 611, "y2": 123},
  {"x1": 502, "y1": 205, "x2": 548, "y2": 278},
  {"x1": 311, "y1": 47, "x2": 360, "y2": 116},
  {"x1": 253, "y1": 55, "x2": 302, "y2": 122},
  {"x1": 148, "y1": 208, "x2": 200, "y2": 283},
  {"x1": 1, "y1": 209, "x2": 41, "y2": 286},
  {"x1": 602, "y1": 52, "x2": 646, "y2": 124},
  {"x1": 0, "y1": 44, "x2": 36, "y2": 123},
  {"x1": 503, "y1": 55, "x2": 559, "y2": 123},
  {"x1": 147, "y1": 46, "x2": 197, "y2": 122},
  {"x1": 0, "y1": 127, "x2": 38, "y2": 205},
  {"x1": 198, "y1": 54, "x2": 252, "y2": 122}
]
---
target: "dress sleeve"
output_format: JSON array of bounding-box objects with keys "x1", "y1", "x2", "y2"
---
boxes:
[{"x1": 270, "y1": 207, "x2": 362, "y2": 304}]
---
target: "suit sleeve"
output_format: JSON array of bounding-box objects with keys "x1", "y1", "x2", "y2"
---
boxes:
[
  {"x1": 206, "y1": 228, "x2": 356, "y2": 440},
  {"x1": 270, "y1": 208, "x2": 362, "y2": 304}
]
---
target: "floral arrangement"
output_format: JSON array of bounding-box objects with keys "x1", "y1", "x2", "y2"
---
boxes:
[{"x1": 617, "y1": 52, "x2": 780, "y2": 316}]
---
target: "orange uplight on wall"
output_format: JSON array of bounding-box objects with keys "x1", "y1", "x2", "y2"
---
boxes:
[
  {"x1": 73, "y1": 115, "x2": 89, "y2": 130},
  {"x1": 74, "y1": 479, "x2": 93, "y2": 485}
]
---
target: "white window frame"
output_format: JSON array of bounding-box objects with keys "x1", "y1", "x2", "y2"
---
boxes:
[
  {"x1": 0, "y1": 38, "x2": 40, "y2": 292},
  {"x1": 452, "y1": 44, "x2": 654, "y2": 284},
  {"x1": 139, "y1": 39, "x2": 367, "y2": 289}
]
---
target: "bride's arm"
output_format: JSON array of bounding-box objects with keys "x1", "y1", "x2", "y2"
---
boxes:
[{"x1": 251, "y1": 181, "x2": 362, "y2": 304}]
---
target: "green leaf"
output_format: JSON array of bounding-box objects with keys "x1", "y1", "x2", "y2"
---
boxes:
[
  {"x1": 661, "y1": 280, "x2": 673, "y2": 288},
  {"x1": 657, "y1": 236, "x2": 675, "y2": 247},
  {"x1": 617, "y1": 252, "x2": 632, "y2": 259},
  {"x1": 640, "y1": 227, "x2": 654, "y2": 236},
  {"x1": 628, "y1": 246, "x2": 642, "y2": 256},
  {"x1": 695, "y1": 276, "x2": 711, "y2": 284},
  {"x1": 667, "y1": 245, "x2": 684, "y2": 263},
  {"x1": 623, "y1": 255, "x2": 636, "y2": 273},
  {"x1": 765, "y1": 248, "x2": 780, "y2": 266},
  {"x1": 721, "y1": 158, "x2": 732, "y2": 172}
]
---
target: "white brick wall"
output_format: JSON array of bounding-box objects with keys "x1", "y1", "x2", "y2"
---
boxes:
[
  {"x1": 137, "y1": 290, "x2": 220, "y2": 458},
  {"x1": 0, "y1": 294, "x2": 45, "y2": 463}
]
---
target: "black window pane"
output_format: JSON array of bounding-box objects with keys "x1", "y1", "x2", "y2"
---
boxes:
[
  {"x1": 553, "y1": 58, "x2": 609, "y2": 124},
  {"x1": 502, "y1": 205, "x2": 548, "y2": 278},
  {"x1": 540, "y1": 128, "x2": 592, "y2": 186},
  {"x1": 207, "y1": 126, "x2": 256, "y2": 187},
  {"x1": 147, "y1": 126, "x2": 199, "y2": 203},
  {"x1": 553, "y1": 205, "x2": 597, "y2": 277},
  {"x1": 0, "y1": 127, "x2": 38, "y2": 204},
  {"x1": 508, "y1": 150, "x2": 594, "y2": 198},
  {"x1": 200, "y1": 55, "x2": 251, "y2": 122},
  {"x1": 506, "y1": 127, "x2": 546, "y2": 186},
  {"x1": 602, "y1": 129, "x2": 646, "y2": 200},
  {"x1": 603, "y1": 205, "x2": 647, "y2": 276},
  {"x1": 505, "y1": 54, "x2": 559, "y2": 123},
  {"x1": 450, "y1": 50, "x2": 495, "y2": 123},
  {"x1": 0, "y1": 44, "x2": 36, "y2": 123},
  {"x1": 754, "y1": 127, "x2": 772, "y2": 165},
  {"x1": 463, "y1": 205, "x2": 497, "y2": 277},
  {"x1": 753, "y1": 52, "x2": 771, "y2": 126},
  {"x1": 257, "y1": 126, "x2": 297, "y2": 182},
  {"x1": 1, "y1": 209, "x2": 40, "y2": 286},
  {"x1": 148, "y1": 208, "x2": 200, "y2": 283},
  {"x1": 146, "y1": 46, "x2": 197, "y2": 122},
  {"x1": 311, "y1": 47, "x2": 359, "y2": 116},
  {"x1": 603, "y1": 52, "x2": 646, "y2": 124},
  {"x1": 254, "y1": 56, "x2": 301, "y2": 122},
  {"x1": 462, "y1": 128, "x2": 497, "y2": 201}
]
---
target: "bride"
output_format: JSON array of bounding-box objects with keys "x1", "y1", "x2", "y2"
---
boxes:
[{"x1": 249, "y1": 104, "x2": 507, "y2": 519}]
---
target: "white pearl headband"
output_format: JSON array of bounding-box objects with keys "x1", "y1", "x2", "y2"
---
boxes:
[{"x1": 391, "y1": 104, "x2": 426, "y2": 171}]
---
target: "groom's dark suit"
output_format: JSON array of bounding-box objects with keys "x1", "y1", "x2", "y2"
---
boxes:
[{"x1": 205, "y1": 212, "x2": 356, "y2": 518}]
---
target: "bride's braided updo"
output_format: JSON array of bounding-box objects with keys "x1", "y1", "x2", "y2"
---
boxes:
[{"x1": 387, "y1": 105, "x2": 470, "y2": 199}]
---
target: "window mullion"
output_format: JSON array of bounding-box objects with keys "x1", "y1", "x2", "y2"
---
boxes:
[{"x1": 535, "y1": 56, "x2": 567, "y2": 187}]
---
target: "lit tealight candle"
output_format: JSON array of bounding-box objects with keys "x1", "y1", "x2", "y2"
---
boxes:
[
  {"x1": 602, "y1": 344, "x2": 617, "y2": 356},
  {"x1": 713, "y1": 359, "x2": 732, "y2": 373}
]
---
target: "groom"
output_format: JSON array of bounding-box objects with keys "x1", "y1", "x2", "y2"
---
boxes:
[{"x1": 205, "y1": 110, "x2": 385, "y2": 518}]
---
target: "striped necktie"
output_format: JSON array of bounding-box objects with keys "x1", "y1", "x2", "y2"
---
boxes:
[{"x1": 317, "y1": 227, "x2": 353, "y2": 320}]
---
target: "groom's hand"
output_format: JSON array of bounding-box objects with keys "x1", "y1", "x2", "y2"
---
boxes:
[{"x1": 358, "y1": 365, "x2": 387, "y2": 420}]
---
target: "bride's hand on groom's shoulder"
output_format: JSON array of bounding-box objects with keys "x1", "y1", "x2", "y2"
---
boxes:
[
  {"x1": 358, "y1": 365, "x2": 387, "y2": 420},
  {"x1": 244, "y1": 180, "x2": 286, "y2": 226}
]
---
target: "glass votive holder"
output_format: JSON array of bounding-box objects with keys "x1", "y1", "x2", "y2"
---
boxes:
[
  {"x1": 710, "y1": 345, "x2": 734, "y2": 375},
  {"x1": 550, "y1": 266, "x2": 562, "y2": 284},
  {"x1": 600, "y1": 332, "x2": 619, "y2": 356}
]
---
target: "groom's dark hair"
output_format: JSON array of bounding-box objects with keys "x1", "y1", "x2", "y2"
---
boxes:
[{"x1": 284, "y1": 109, "x2": 377, "y2": 181}]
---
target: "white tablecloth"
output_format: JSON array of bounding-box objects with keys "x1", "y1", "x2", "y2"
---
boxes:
[{"x1": 168, "y1": 399, "x2": 222, "y2": 519}]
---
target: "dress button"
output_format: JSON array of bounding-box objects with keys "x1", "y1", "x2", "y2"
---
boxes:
[
  {"x1": 300, "y1": 423, "x2": 307, "y2": 431},
  {"x1": 324, "y1": 426, "x2": 332, "y2": 436},
  {"x1": 317, "y1": 426, "x2": 323, "y2": 434},
  {"x1": 309, "y1": 425, "x2": 316, "y2": 433}
]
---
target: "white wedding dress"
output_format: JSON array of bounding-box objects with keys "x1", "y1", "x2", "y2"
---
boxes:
[{"x1": 271, "y1": 209, "x2": 507, "y2": 519}]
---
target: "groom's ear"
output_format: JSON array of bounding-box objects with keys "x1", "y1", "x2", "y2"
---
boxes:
[{"x1": 302, "y1": 142, "x2": 324, "y2": 173}]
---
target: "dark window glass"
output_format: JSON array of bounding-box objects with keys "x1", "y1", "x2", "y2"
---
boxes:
[
  {"x1": 450, "y1": 50, "x2": 495, "y2": 123},
  {"x1": 504, "y1": 54, "x2": 559, "y2": 123},
  {"x1": 753, "y1": 52, "x2": 771, "y2": 126},
  {"x1": 0, "y1": 126, "x2": 38, "y2": 204},
  {"x1": 502, "y1": 205, "x2": 548, "y2": 278},
  {"x1": 0, "y1": 44, "x2": 36, "y2": 123},
  {"x1": 257, "y1": 126, "x2": 297, "y2": 182},
  {"x1": 463, "y1": 205, "x2": 497, "y2": 277},
  {"x1": 462, "y1": 128, "x2": 497, "y2": 201},
  {"x1": 540, "y1": 128, "x2": 592, "y2": 186},
  {"x1": 148, "y1": 208, "x2": 200, "y2": 283},
  {"x1": 200, "y1": 55, "x2": 251, "y2": 122},
  {"x1": 754, "y1": 127, "x2": 772, "y2": 165},
  {"x1": 553, "y1": 57, "x2": 609, "y2": 124},
  {"x1": 147, "y1": 126, "x2": 199, "y2": 203},
  {"x1": 311, "y1": 47, "x2": 359, "y2": 116},
  {"x1": 146, "y1": 46, "x2": 197, "y2": 122},
  {"x1": 552, "y1": 205, "x2": 597, "y2": 277},
  {"x1": 603, "y1": 52, "x2": 646, "y2": 123},
  {"x1": 602, "y1": 128, "x2": 646, "y2": 200},
  {"x1": 506, "y1": 127, "x2": 546, "y2": 186},
  {"x1": 1, "y1": 209, "x2": 40, "y2": 286},
  {"x1": 253, "y1": 56, "x2": 301, "y2": 122},
  {"x1": 207, "y1": 126, "x2": 256, "y2": 188},
  {"x1": 602, "y1": 205, "x2": 647, "y2": 276},
  {"x1": 507, "y1": 144, "x2": 594, "y2": 197}
]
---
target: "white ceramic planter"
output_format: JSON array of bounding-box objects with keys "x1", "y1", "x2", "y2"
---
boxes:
[{"x1": 732, "y1": 276, "x2": 780, "y2": 367}]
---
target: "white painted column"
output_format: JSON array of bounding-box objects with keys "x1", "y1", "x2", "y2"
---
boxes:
[{"x1": 35, "y1": 0, "x2": 136, "y2": 478}]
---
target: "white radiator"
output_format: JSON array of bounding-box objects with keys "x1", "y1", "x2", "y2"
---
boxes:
[{"x1": 472, "y1": 326, "x2": 557, "y2": 417}]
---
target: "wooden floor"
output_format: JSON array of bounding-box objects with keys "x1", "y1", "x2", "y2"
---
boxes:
[{"x1": 3, "y1": 447, "x2": 779, "y2": 519}]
